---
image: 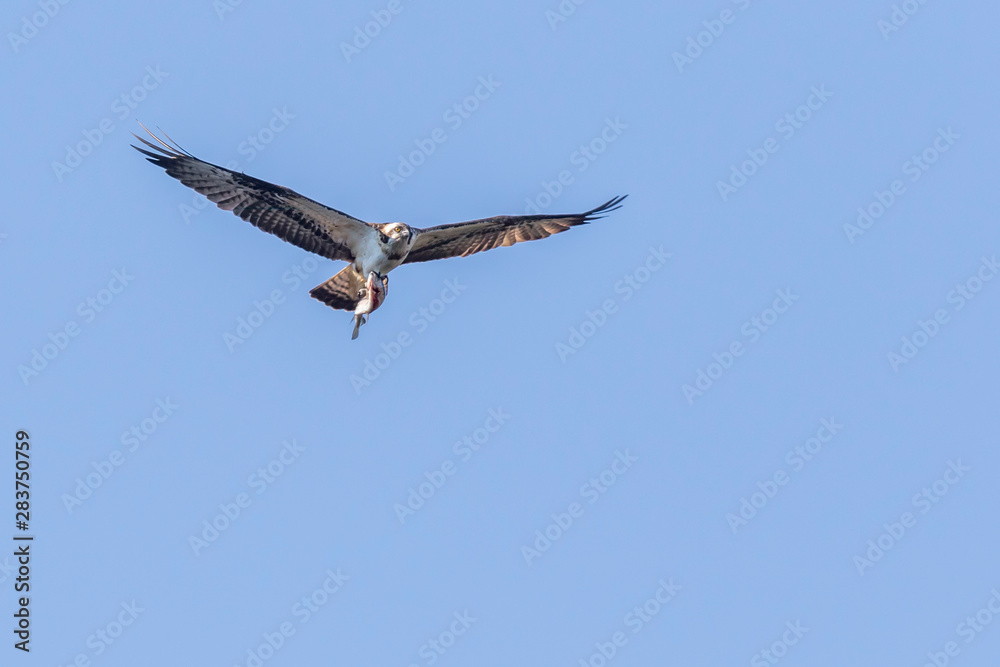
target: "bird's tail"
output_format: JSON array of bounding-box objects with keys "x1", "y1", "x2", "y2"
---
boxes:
[{"x1": 310, "y1": 265, "x2": 365, "y2": 311}]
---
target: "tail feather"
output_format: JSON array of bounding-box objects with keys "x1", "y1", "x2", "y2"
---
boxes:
[{"x1": 310, "y1": 265, "x2": 364, "y2": 311}]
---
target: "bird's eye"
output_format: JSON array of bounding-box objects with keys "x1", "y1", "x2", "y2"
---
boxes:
[{"x1": 395, "y1": 226, "x2": 403, "y2": 234}]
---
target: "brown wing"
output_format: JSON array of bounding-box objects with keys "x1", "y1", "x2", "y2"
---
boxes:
[
  {"x1": 402, "y1": 196, "x2": 627, "y2": 264},
  {"x1": 133, "y1": 125, "x2": 375, "y2": 262}
]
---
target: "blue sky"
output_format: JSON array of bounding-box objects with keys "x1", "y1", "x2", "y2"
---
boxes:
[{"x1": 3, "y1": 0, "x2": 1000, "y2": 665}]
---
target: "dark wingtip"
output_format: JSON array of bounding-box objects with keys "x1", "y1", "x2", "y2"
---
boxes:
[
  {"x1": 583, "y1": 194, "x2": 628, "y2": 221},
  {"x1": 132, "y1": 122, "x2": 194, "y2": 160}
]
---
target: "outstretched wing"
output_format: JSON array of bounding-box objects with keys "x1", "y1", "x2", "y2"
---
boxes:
[
  {"x1": 402, "y1": 196, "x2": 627, "y2": 264},
  {"x1": 132, "y1": 126, "x2": 374, "y2": 262}
]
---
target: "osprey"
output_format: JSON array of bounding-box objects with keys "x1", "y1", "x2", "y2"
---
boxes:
[{"x1": 133, "y1": 127, "x2": 626, "y2": 338}]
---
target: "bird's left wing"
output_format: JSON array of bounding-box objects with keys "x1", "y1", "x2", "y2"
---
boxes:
[
  {"x1": 133, "y1": 127, "x2": 374, "y2": 262},
  {"x1": 402, "y1": 196, "x2": 626, "y2": 264}
]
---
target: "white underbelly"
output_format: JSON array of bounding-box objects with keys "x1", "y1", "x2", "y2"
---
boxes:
[{"x1": 356, "y1": 241, "x2": 401, "y2": 276}]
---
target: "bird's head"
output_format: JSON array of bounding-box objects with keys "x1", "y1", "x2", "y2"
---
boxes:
[{"x1": 378, "y1": 222, "x2": 414, "y2": 245}]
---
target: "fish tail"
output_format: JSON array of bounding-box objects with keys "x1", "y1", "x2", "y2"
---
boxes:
[{"x1": 351, "y1": 314, "x2": 368, "y2": 340}]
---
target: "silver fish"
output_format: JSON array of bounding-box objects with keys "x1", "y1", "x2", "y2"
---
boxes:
[{"x1": 352, "y1": 271, "x2": 388, "y2": 340}]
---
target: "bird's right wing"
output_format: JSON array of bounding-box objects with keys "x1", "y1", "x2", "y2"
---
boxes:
[{"x1": 133, "y1": 126, "x2": 374, "y2": 262}]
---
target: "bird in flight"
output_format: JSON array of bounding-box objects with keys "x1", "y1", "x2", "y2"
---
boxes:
[{"x1": 132, "y1": 126, "x2": 627, "y2": 338}]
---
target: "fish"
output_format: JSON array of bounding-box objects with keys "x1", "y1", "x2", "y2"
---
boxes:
[{"x1": 352, "y1": 271, "x2": 388, "y2": 340}]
